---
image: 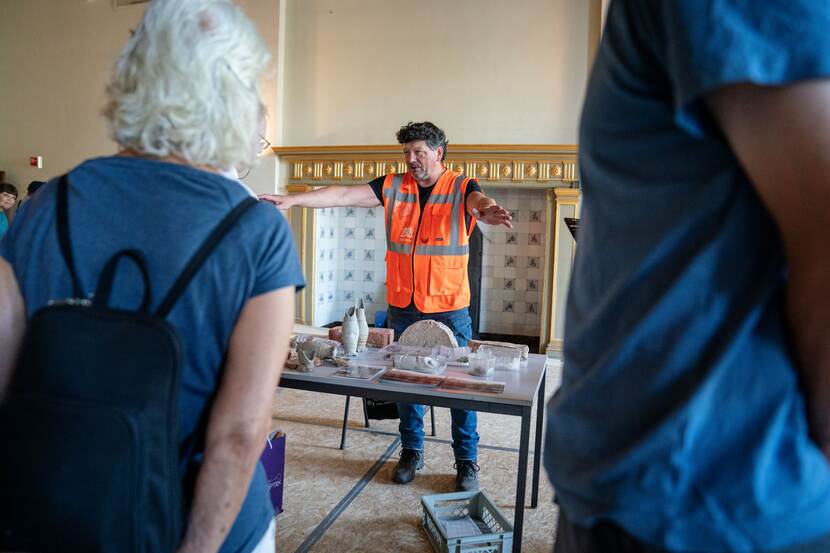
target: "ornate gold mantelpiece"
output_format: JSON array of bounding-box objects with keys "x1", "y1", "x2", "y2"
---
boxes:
[
  {"x1": 273, "y1": 144, "x2": 578, "y2": 188},
  {"x1": 274, "y1": 144, "x2": 580, "y2": 356}
]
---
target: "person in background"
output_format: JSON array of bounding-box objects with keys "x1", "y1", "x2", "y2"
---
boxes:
[
  {"x1": 546, "y1": 1, "x2": 830, "y2": 551},
  {"x1": 0, "y1": 1, "x2": 303, "y2": 552},
  {"x1": 26, "y1": 180, "x2": 45, "y2": 198},
  {"x1": 14, "y1": 181, "x2": 46, "y2": 211},
  {"x1": 261, "y1": 121, "x2": 511, "y2": 492},
  {"x1": 0, "y1": 183, "x2": 18, "y2": 241}
]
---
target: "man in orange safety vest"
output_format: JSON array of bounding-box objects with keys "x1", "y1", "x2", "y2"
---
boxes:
[{"x1": 262, "y1": 121, "x2": 512, "y2": 490}]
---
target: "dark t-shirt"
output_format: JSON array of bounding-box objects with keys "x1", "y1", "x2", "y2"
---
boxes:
[
  {"x1": 367, "y1": 173, "x2": 481, "y2": 225},
  {"x1": 368, "y1": 173, "x2": 481, "y2": 314},
  {"x1": 1, "y1": 156, "x2": 305, "y2": 552}
]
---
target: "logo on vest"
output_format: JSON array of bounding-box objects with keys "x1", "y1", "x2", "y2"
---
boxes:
[{"x1": 400, "y1": 226, "x2": 415, "y2": 241}]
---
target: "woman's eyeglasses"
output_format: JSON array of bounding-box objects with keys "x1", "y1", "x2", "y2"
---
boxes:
[{"x1": 240, "y1": 136, "x2": 271, "y2": 180}]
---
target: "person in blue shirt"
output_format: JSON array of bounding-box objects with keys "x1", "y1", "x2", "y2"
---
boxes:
[
  {"x1": 546, "y1": 1, "x2": 830, "y2": 552},
  {"x1": 0, "y1": 183, "x2": 18, "y2": 241},
  {"x1": 0, "y1": 1, "x2": 304, "y2": 552}
]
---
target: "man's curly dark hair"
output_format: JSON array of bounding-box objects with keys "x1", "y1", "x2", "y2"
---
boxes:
[{"x1": 396, "y1": 121, "x2": 448, "y2": 161}]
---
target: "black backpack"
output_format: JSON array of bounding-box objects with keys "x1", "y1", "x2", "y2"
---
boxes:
[{"x1": 0, "y1": 175, "x2": 257, "y2": 552}]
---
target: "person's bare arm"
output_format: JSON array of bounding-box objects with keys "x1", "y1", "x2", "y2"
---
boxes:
[
  {"x1": 466, "y1": 190, "x2": 513, "y2": 228},
  {"x1": 708, "y1": 80, "x2": 830, "y2": 459},
  {"x1": 177, "y1": 286, "x2": 295, "y2": 553},
  {"x1": 0, "y1": 258, "x2": 25, "y2": 395},
  {"x1": 260, "y1": 184, "x2": 380, "y2": 212}
]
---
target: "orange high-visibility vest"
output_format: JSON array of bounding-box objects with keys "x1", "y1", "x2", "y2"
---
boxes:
[{"x1": 382, "y1": 170, "x2": 476, "y2": 313}]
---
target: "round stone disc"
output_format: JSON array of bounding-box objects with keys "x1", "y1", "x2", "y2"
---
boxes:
[{"x1": 398, "y1": 319, "x2": 458, "y2": 348}]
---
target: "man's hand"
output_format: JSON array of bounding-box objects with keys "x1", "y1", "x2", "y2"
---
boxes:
[
  {"x1": 467, "y1": 193, "x2": 512, "y2": 228},
  {"x1": 474, "y1": 204, "x2": 513, "y2": 228},
  {"x1": 259, "y1": 194, "x2": 294, "y2": 213}
]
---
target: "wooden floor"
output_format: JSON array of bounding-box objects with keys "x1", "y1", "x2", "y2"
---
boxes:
[{"x1": 267, "y1": 359, "x2": 562, "y2": 552}]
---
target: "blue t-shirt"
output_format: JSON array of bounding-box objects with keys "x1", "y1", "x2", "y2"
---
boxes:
[
  {"x1": 0, "y1": 211, "x2": 8, "y2": 241},
  {"x1": 1, "y1": 156, "x2": 305, "y2": 552},
  {"x1": 545, "y1": 1, "x2": 830, "y2": 551}
]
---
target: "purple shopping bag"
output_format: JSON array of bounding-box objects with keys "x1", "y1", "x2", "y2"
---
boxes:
[{"x1": 261, "y1": 431, "x2": 286, "y2": 514}]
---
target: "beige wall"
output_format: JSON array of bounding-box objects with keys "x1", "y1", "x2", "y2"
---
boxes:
[
  {"x1": 0, "y1": 0, "x2": 281, "y2": 198},
  {"x1": 0, "y1": 1, "x2": 142, "y2": 195},
  {"x1": 281, "y1": 0, "x2": 590, "y2": 148},
  {"x1": 1, "y1": 0, "x2": 589, "y2": 192}
]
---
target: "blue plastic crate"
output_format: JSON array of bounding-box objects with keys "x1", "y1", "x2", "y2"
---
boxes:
[{"x1": 421, "y1": 491, "x2": 513, "y2": 553}]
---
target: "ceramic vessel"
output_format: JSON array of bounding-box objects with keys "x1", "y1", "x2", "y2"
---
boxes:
[
  {"x1": 297, "y1": 349, "x2": 315, "y2": 372},
  {"x1": 355, "y1": 297, "x2": 369, "y2": 351},
  {"x1": 341, "y1": 306, "x2": 359, "y2": 355}
]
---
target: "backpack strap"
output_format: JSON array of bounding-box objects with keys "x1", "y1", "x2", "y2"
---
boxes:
[
  {"x1": 154, "y1": 197, "x2": 258, "y2": 318},
  {"x1": 56, "y1": 175, "x2": 84, "y2": 299},
  {"x1": 93, "y1": 249, "x2": 153, "y2": 313}
]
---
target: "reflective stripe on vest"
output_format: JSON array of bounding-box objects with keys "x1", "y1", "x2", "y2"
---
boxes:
[{"x1": 384, "y1": 174, "x2": 406, "y2": 246}]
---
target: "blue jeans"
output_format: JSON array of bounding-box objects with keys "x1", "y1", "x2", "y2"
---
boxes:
[{"x1": 387, "y1": 307, "x2": 479, "y2": 460}]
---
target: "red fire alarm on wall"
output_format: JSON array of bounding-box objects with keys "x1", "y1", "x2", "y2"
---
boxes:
[{"x1": 29, "y1": 156, "x2": 43, "y2": 169}]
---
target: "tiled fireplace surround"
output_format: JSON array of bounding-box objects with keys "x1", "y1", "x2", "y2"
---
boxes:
[{"x1": 276, "y1": 145, "x2": 580, "y2": 354}]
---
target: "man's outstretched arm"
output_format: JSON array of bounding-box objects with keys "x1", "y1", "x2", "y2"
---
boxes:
[
  {"x1": 708, "y1": 80, "x2": 830, "y2": 458},
  {"x1": 260, "y1": 184, "x2": 380, "y2": 212}
]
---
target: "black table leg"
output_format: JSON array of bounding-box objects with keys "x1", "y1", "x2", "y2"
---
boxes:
[
  {"x1": 339, "y1": 396, "x2": 351, "y2": 450},
  {"x1": 532, "y1": 365, "x2": 546, "y2": 508},
  {"x1": 513, "y1": 406, "x2": 531, "y2": 553}
]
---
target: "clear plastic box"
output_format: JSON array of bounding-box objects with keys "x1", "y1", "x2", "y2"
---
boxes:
[
  {"x1": 434, "y1": 346, "x2": 472, "y2": 364},
  {"x1": 476, "y1": 345, "x2": 522, "y2": 371},
  {"x1": 466, "y1": 352, "x2": 495, "y2": 377}
]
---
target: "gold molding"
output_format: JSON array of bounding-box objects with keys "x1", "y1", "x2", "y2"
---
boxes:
[
  {"x1": 553, "y1": 189, "x2": 581, "y2": 201},
  {"x1": 273, "y1": 144, "x2": 578, "y2": 155},
  {"x1": 546, "y1": 339, "x2": 564, "y2": 353},
  {"x1": 547, "y1": 189, "x2": 581, "y2": 349},
  {"x1": 540, "y1": 189, "x2": 557, "y2": 353},
  {"x1": 275, "y1": 144, "x2": 579, "y2": 187},
  {"x1": 300, "y1": 207, "x2": 316, "y2": 324},
  {"x1": 285, "y1": 184, "x2": 311, "y2": 194}
]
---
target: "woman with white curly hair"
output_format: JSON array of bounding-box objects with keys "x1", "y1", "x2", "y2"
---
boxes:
[{"x1": 0, "y1": 1, "x2": 303, "y2": 552}]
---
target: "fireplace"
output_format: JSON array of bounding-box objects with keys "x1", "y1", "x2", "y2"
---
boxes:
[{"x1": 276, "y1": 144, "x2": 580, "y2": 355}]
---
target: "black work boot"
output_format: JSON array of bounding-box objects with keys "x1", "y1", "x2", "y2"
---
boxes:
[
  {"x1": 392, "y1": 448, "x2": 424, "y2": 484},
  {"x1": 454, "y1": 460, "x2": 480, "y2": 491}
]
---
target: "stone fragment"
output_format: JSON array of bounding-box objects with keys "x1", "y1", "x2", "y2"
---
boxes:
[
  {"x1": 398, "y1": 320, "x2": 458, "y2": 348},
  {"x1": 392, "y1": 354, "x2": 445, "y2": 373}
]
